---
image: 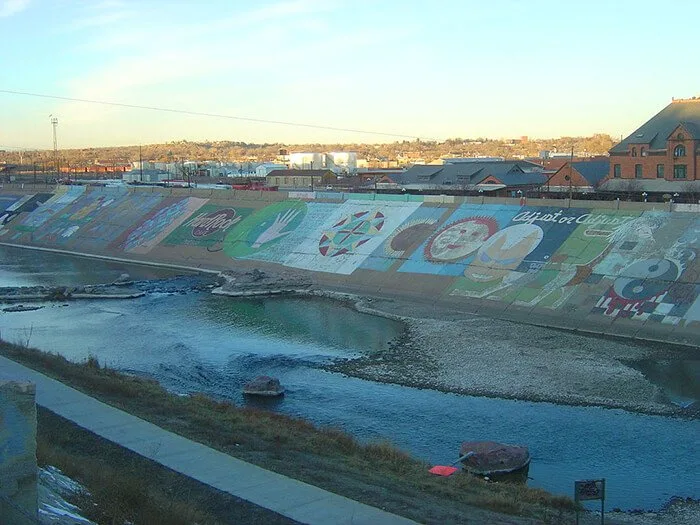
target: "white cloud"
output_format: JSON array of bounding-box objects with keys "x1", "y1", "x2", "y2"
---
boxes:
[{"x1": 0, "y1": 0, "x2": 30, "y2": 18}]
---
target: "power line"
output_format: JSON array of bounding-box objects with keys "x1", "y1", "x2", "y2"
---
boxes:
[{"x1": 0, "y1": 89, "x2": 435, "y2": 142}]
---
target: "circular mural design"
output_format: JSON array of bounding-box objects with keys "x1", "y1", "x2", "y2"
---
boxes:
[
  {"x1": 224, "y1": 200, "x2": 307, "y2": 258},
  {"x1": 424, "y1": 217, "x2": 498, "y2": 262},
  {"x1": 612, "y1": 258, "x2": 679, "y2": 301},
  {"x1": 384, "y1": 219, "x2": 436, "y2": 257},
  {"x1": 318, "y1": 210, "x2": 385, "y2": 257}
]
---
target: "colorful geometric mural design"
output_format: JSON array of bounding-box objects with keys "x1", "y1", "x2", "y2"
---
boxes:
[
  {"x1": 283, "y1": 201, "x2": 421, "y2": 275},
  {"x1": 163, "y1": 204, "x2": 252, "y2": 249},
  {"x1": 117, "y1": 197, "x2": 207, "y2": 254},
  {"x1": 224, "y1": 200, "x2": 308, "y2": 259},
  {"x1": 318, "y1": 210, "x2": 385, "y2": 257},
  {"x1": 399, "y1": 205, "x2": 519, "y2": 276}
]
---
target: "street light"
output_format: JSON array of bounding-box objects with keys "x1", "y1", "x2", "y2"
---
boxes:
[
  {"x1": 642, "y1": 192, "x2": 648, "y2": 202},
  {"x1": 478, "y1": 188, "x2": 484, "y2": 204}
]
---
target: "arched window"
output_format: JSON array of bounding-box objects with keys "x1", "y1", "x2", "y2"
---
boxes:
[
  {"x1": 677, "y1": 133, "x2": 685, "y2": 140},
  {"x1": 674, "y1": 144, "x2": 686, "y2": 157},
  {"x1": 631, "y1": 147, "x2": 637, "y2": 157},
  {"x1": 640, "y1": 147, "x2": 646, "y2": 157}
]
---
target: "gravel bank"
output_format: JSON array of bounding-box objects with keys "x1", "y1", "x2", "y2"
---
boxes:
[{"x1": 313, "y1": 291, "x2": 696, "y2": 417}]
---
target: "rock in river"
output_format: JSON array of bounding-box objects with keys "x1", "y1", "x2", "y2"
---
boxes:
[{"x1": 243, "y1": 376, "x2": 285, "y2": 397}]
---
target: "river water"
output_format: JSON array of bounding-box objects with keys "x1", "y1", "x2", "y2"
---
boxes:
[{"x1": 0, "y1": 245, "x2": 698, "y2": 511}]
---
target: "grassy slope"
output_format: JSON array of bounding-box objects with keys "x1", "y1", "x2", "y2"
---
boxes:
[{"x1": 1, "y1": 340, "x2": 577, "y2": 524}]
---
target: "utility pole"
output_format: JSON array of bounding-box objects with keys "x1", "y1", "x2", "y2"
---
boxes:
[
  {"x1": 139, "y1": 145, "x2": 143, "y2": 183},
  {"x1": 50, "y1": 115, "x2": 59, "y2": 183},
  {"x1": 568, "y1": 145, "x2": 574, "y2": 202}
]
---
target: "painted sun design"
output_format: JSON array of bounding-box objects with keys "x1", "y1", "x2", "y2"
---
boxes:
[
  {"x1": 383, "y1": 218, "x2": 438, "y2": 258},
  {"x1": 424, "y1": 216, "x2": 498, "y2": 262}
]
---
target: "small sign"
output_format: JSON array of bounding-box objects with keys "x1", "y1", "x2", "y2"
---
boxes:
[{"x1": 575, "y1": 479, "x2": 605, "y2": 502}]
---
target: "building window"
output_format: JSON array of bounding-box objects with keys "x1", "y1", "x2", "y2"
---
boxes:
[
  {"x1": 673, "y1": 165, "x2": 687, "y2": 179},
  {"x1": 677, "y1": 133, "x2": 684, "y2": 140},
  {"x1": 640, "y1": 147, "x2": 646, "y2": 157},
  {"x1": 631, "y1": 147, "x2": 637, "y2": 157},
  {"x1": 674, "y1": 144, "x2": 686, "y2": 157},
  {"x1": 613, "y1": 164, "x2": 621, "y2": 178},
  {"x1": 635, "y1": 164, "x2": 643, "y2": 178},
  {"x1": 656, "y1": 164, "x2": 665, "y2": 178}
]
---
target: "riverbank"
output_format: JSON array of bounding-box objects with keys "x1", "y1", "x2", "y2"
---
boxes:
[
  {"x1": 315, "y1": 290, "x2": 697, "y2": 418},
  {"x1": 207, "y1": 269, "x2": 696, "y2": 418},
  {"x1": 0, "y1": 339, "x2": 574, "y2": 524}
]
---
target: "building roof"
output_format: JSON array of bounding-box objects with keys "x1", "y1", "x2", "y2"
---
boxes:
[
  {"x1": 610, "y1": 98, "x2": 700, "y2": 153},
  {"x1": 395, "y1": 160, "x2": 546, "y2": 188},
  {"x1": 572, "y1": 160, "x2": 610, "y2": 186}
]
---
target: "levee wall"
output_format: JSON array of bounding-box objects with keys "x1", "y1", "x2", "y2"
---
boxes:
[
  {"x1": 1, "y1": 185, "x2": 699, "y2": 347},
  {"x1": 0, "y1": 380, "x2": 38, "y2": 525}
]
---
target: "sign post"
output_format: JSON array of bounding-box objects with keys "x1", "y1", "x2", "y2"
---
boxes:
[{"x1": 574, "y1": 478, "x2": 605, "y2": 525}]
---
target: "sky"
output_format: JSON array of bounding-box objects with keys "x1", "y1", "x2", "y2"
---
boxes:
[{"x1": 1, "y1": 0, "x2": 699, "y2": 150}]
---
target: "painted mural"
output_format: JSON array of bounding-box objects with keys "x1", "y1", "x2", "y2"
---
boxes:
[
  {"x1": 30, "y1": 190, "x2": 128, "y2": 246},
  {"x1": 399, "y1": 204, "x2": 520, "y2": 276},
  {"x1": 68, "y1": 193, "x2": 165, "y2": 251},
  {"x1": 11, "y1": 186, "x2": 86, "y2": 234},
  {"x1": 0, "y1": 186, "x2": 698, "y2": 335},
  {"x1": 164, "y1": 204, "x2": 252, "y2": 250},
  {"x1": 223, "y1": 200, "x2": 309, "y2": 260},
  {"x1": 114, "y1": 197, "x2": 208, "y2": 254},
  {"x1": 284, "y1": 201, "x2": 421, "y2": 275},
  {"x1": 361, "y1": 206, "x2": 442, "y2": 271}
]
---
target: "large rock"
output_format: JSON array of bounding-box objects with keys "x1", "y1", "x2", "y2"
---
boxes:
[
  {"x1": 243, "y1": 376, "x2": 285, "y2": 397},
  {"x1": 459, "y1": 441, "x2": 531, "y2": 475}
]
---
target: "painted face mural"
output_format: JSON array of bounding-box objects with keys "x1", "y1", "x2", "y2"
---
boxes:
[
  {"x1": 424, "y1": 217, "x2": 497, "y2": 262},
  {"x1": 319, "y1": 210, "x2": 385, "y2": 257},
  {"x1": 463, "y1": 224, "x2": 544, "y2": 283}
]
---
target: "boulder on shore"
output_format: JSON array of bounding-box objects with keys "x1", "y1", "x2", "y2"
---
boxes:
[
  {"x1": 243, "y1": 376, "x2": 285, "y2": 397},
  {"x1": 459, "y1": 441, "x2": 531, "y2": 476}
]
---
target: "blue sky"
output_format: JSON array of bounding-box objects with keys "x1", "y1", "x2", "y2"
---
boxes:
[{"x1": 2, "y1": 0, "x2": 699, "y2": 149}]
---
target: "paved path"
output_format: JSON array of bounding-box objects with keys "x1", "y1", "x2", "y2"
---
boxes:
[{"x1": 0, "y1": 356, "x2": 417, "y2": 525}]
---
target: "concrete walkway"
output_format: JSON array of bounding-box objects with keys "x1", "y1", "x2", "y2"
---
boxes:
[{"x1": 0, "y1": 356, "x2": 417, "y2": 525}]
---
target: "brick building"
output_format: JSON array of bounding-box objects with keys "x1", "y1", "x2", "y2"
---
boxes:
[
  {"x1": 545, "y1": 159, "x2": 609, "y2": 195},
  {"x1": 608, "y1": 97, "x2": 700, "y2": 183}
]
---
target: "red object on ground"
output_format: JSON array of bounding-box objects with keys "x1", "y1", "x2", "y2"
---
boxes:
[{"x1": 428, "y1": 465, "x2": 459, "y2": 476}]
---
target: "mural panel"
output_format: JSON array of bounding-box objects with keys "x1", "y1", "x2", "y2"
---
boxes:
[
  {"x1": 361, "y1": 206, "x2": 443, "y2": 271},
  {"x1": 13, "y1": 186, "x2": 86, "y2": 232},
  {"x1": 31, "y1": 190, "x2": 126, "y2": 246},
  {"x1": 114, "y1": 197, "x2": 208, "y2": 254},
  {"x1": 284, "y1": 200, "x2": 421, "y2": 275},
  {"x1": 591, "y1": 213, "x2": 699, "y2": 324},
  {"x1": 448, "y1": 207, "x2": 641, "y2": 300},
  {"x1": 163, "y1": 204, "x2": 253, "y2": 250},
  {"x1": 224, "y1": 200, "x2": 309, "y2": 262},
  {"x1": 399, "y1": 204, "x2": 520, "y2": 276},
  {"x1": 68, "y1": 193, "x2": 165, "y2": 251}
]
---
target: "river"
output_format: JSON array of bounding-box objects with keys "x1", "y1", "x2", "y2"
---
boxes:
[{"x1": 0, "y1": 245, "x2": 698, "y2": 512}]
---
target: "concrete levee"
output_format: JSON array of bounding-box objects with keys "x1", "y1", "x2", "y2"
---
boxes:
[
  {"x1": 0, "y1": 184, "x2": 698, "y2": 347},
  {"x1": 0, "y1": 380, "x2": 38, "y2": 525}
]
